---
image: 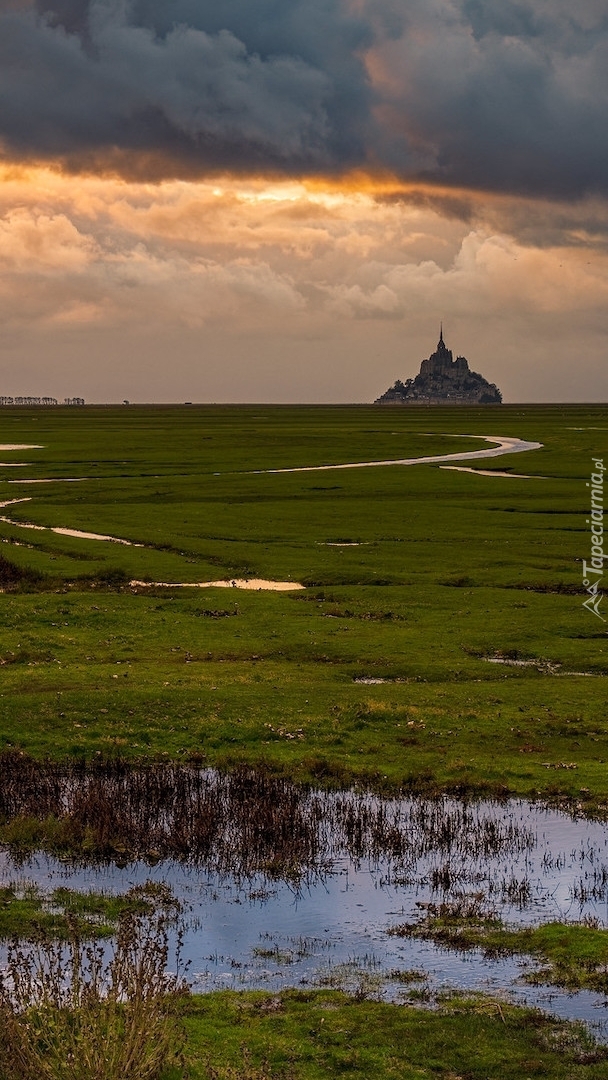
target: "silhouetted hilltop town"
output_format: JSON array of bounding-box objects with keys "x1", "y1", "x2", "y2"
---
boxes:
[{"x1": 376, "y1": 329, "x2": 502, "y2": 405}]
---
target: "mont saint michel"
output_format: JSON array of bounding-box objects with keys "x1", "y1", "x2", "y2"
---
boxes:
[{"x1": 376, "y1": 329, "x2": 502, "y2": 405}]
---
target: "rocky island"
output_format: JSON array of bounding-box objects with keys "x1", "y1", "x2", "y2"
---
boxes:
[{"x1": 376, "y1": 329, "x2": 502, "y2": 405}]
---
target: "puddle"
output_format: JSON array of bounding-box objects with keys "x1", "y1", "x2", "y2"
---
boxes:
[
  {"x1": 0, "y1": 498, "x2": 31, "y2": 510},
  {"x1": 0, "y1": 444, "x2": 43, "y2": 450},
  {"x1": 130, "y1": 578, "x2": 304, "y2": 591},
  {"x1": 7, "y1": 478, "x2": 88, "y2": 484},
  {"x1": 52, "y1": 527, "x2": 141, "y2": 545},
  {"x1": 0, "y1": 519, "x2": 141, "y2": 546},
  {"x1": 0, "y1": 503, "x2": 142, "y2": 546},
  {"x1": 353, "y1": 676, "x2": 406, "y2": 685},
  {"x1": 322, "y1": 542, "x2": 367, "y2": 547},
  {"x1": 2, "y1": 771, "x2": 608, "y2": 1038},
  {"x1": 486, "y1": 656, "x2": 558, "y2": 669},
  {"x1": 440, "y1": 467, "x2": 543, "y2": 478},
  {"x1": 484, "y1": 657, "x2": 599, "y2": 677}
]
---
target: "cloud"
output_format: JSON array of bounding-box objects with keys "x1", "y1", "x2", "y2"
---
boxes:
[
  {"x1": 0, "y1": 0, "x2": 605, "y2": 198},
  {"x1": 2, "y1": 167, "x2": 607, "y2": 338},
  {"x1": 0, "y1": 167, "x2": 606, "y2": 402},
  {"x1": 363, "y1": 0, "x2": 608, "y2": 198},
  {"x1": 0, "y1": 171, "x2": 310, "y2": 329},
  {"x1": 0, "y1": 207, "x2": 95, "y2": 269},
  {"x1": 0, "y1": 0, "x2": 367, "y2": 173}
]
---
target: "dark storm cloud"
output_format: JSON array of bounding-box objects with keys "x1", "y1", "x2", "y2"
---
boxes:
[
  {"x1": 374, "y1": 0, "x2": 608, "y2": 199},
  {"x1": 1, "y1": 0, "x2": 607, "y2": 197},
  {"x1": 0, "y1": 1, "x2": 356, "y2": 171}
]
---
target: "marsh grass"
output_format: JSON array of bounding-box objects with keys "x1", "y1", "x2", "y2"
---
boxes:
[
  {"x1": 0, "y1": 884, "x2": 187, "y2": 1080},
  {"x1": 0, "y1": 404, "x2": 605, "y2": 806},
  {"x1": 0, "y1": 555, "x2": 45, "y2": 590},
  {"x1": 391, "y1": 898, "x2": 608, "y2": 994},
  {"x1": 204, "y1": 1048, "x2": 296, "y2": 1080},
  {"x1": 0, "y1": 883, "x2": 156, "y2": 940},
  {"x1": 0, "y1": 754, "x2": 534, "y2": 873},
  {"x1": 315, "y1": 958, "x2": 387, "y2": 1001},
  {"x1": 182, "y1": 989, "x2": 608, "y2": 1078},
  {"x1": 0, "y1": 401, "x2": 605, "y2": 1073}
]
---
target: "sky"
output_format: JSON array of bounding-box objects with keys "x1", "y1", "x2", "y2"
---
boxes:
[{"x1": 0, "y1": 0, "x2": 607, "y2": 403}]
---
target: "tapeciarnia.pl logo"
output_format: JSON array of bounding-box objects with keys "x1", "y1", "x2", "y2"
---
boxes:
[{"x1": 582, "y1": 457, "x2": 605, "y2": 621}]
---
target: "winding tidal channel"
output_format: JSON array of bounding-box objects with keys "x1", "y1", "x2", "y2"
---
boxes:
[
  {"x1": 0, "y1": 435, "x2": 543, "y2": 586},
  {"x1": 253, "y1": 434, "x2": 543, "y2": 474}
]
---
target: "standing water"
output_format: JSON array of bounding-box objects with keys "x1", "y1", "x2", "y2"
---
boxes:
[{"x1": 1, "y1": 763, "x2": 608, "y2": 1038}]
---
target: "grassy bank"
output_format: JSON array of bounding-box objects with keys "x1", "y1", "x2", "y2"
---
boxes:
[
  {"x1": 176, "y1": 989, "x2": 608, "y2": 1078},
  {"x1": 0, "y1": 882, "x2": 171, "y2": 940},
  {"x1": 3, "y1": 984, "x2": 607, "y2": 1078}
]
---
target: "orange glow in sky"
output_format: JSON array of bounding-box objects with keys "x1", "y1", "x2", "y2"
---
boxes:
[{"x1": 0, "y1": 160, "x2": 607, "y2": 402}]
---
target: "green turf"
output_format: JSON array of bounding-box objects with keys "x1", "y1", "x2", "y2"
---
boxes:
[
  {"x1": 391, "y1": 903, "x2": 608, "y2": 994},
  {"x1": 0, "y1": 882, "x2": 157, "y2": 940},
  {"x1": 0, "y1": 403, "x2": 605, "y2": 804},
  {"x1": 173, "y1": 989, "x2": 608, "y2": 1078}
]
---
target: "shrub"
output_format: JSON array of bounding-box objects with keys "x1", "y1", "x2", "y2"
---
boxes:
[{"x1": 0, "y1": 886, "x2": 187, "y2": 1080}]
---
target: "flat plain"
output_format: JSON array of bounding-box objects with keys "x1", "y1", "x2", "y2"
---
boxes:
[
  {"x1": 0, "y1": 403, "x2": 605, "y2": 803},
  {"x1": 1, "y1": 402, "x2": 607, "y2": 1077}
]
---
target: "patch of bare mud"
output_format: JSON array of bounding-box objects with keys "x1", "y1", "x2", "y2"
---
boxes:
[
  {"x1": 485, "y1": 657, "x2": 599, "y2": 676},
  {"x1": 353, "y1": 676, "x2": 407, "y2": 685}
]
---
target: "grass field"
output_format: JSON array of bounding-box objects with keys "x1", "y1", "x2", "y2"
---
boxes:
[
  {"x1": 0, "y1": 403, "x2": 605, "y2": 805},
  {"x1": 0, "y1": 403, "x2": 606, "y2": 1076},
  {"x1": 178, "y1": 989, "x2": 608, "y2": 1078}
]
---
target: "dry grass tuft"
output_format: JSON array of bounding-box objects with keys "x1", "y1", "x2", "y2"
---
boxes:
[{"x1": 0, "y1": 885, "x2": 187, "y2": 1080}]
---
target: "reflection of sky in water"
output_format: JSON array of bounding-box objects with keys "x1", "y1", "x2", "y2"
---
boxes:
[{"x1": 2, "y1": 799, "x2": 608, "y2": 1039}]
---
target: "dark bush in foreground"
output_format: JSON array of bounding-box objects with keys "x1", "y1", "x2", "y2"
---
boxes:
[{"x1": 0, "y1": 887, "x2": 186, "y2": 1080}]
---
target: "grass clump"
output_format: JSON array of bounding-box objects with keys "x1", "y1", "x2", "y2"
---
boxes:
[
  {"x1": 0, "y1": 882, "x2": 159, "y2": 940},
  {"x1": 0, "y1": 555, "x2": 45, "y2": 592},
  {"x1": 390, "y1": 896, "x2": 608, "y2": 993},
  {"x1": 0, "y1": 886, "x2": 186, "y2": 1080}
]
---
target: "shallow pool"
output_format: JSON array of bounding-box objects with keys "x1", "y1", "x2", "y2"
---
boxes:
[{"x1": 2, "y1": 794, "x2": 608, "y2": 1038}]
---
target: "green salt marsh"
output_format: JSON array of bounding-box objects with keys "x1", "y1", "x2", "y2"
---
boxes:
[{"x1": 0, "y1": 403, "x2": 604, "y2": 804}]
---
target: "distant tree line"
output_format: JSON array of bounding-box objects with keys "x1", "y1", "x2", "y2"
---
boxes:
[{"x1": 0, "y1": 396, "x2": 85, "y2": 405}]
